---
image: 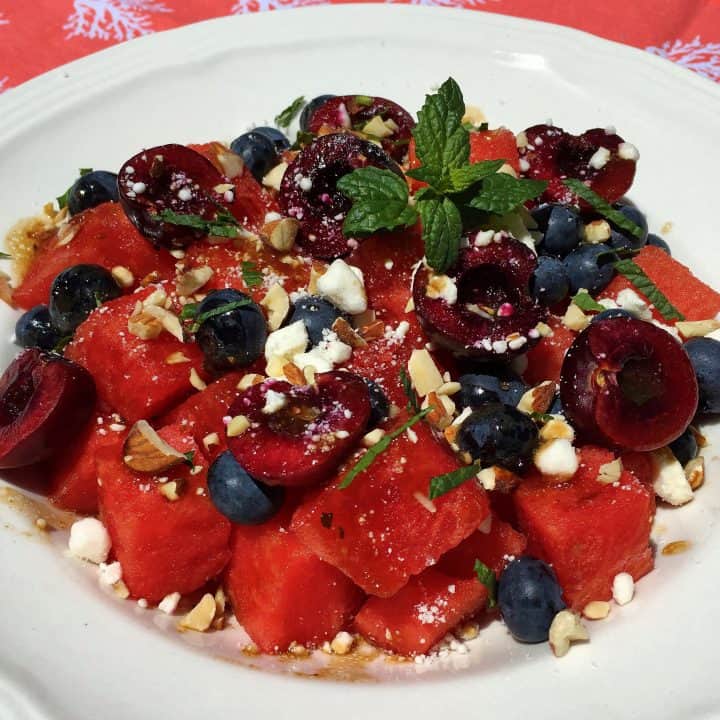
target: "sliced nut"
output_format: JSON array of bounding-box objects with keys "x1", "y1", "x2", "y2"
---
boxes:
[
  {"x1": 413, "y1": 491, "x2": 437, "y2": 514},
  {"x1": 303, "y1": 365, "x2": 317, "y2": 386},
  {"x1": 548, "y1": 610, "x2": 588, "y2": 657},
  {"x1": 407, "y1": 349, "x2": 444, "y2": 397},
  {"x1": 332, "y1": 317, "x2": 367, "y2": 348},
  {"x1": 262, "y1": 217, "x2": 299, "y2": 253},
  {"x1": 330, "y1": 631, "x2": 355, "y2": 655},
  {"x1": 111, "y1": 266, "x2": 135, "y2": 288},
  {"x1": 112, "y1": 580, "x2": 130, "y2": 599},
  {"x1": 404, "y1": 297, "x2": 415, "y2": 313},
  {"x1": 675, "y1": 319, "x2": 720, "y2": 339},
  {"x1": 685, "y1": 456, "x2": 705, "y2": 490},
  {"x1": 260, "y1": 283, "x2": 290, "y2": 331},
  {"x1": 350, "y1": 308, "x2": 376, "y2": 330},
  {"x1": 176, "y1": 266, "x2": 213, "y2": 297},
  {"x1": 202, "y1": 432, "x2": 220, "y2": 450},
  {"x1": 362, "y1": 428, "x2": 386, "y2": 447},
  {"x1": 490, "y1": 465, "x2": 523, "y2": 493},
  {"x1": 361, "y1": 115, "x2": 397, "y2": 139},
  {"x1": 307, "y1": 265, "x2": 325, "y2": 295},
  {"x1": 216, "y1": 147, "x2": 244, "y2": 179},
  {"x1": 597, "y1": 458, "x2": 623, "y2": 485},
  {"x1": 262, "y1": 161, "x2": 288, "y2": 192},
  {"x1": 158, "y1": 480, "x2": 183, "y2": 502},
  {"x1": 237, "y1": 373, "x2": 265, "y2": 390},
  {"x1": 498, "y1": 163, "x2": 518, "y2": 178},
  {"x1": 213, "y1": 587, "x2": 227, "y2": 630},
  {"x1": 178, "y1": 593, "x2": 216, "y2": 632},
  {"x1": 422, "y1": 391, "x2": 453, "y2": 430},
  {"x1": 189, "y1": 368, "x2": 207, "y2": 391},
  {"x1": 461, "y1": 104, "x2": 486, "y2": 127},
  {"x1": 535, "y1": 321, "x2": 553, "y2": 338},
  {"x1": 128, "y1": 302, "x2": 163, "y2": 340},
  {"x1": 476, "y1": 467, "x2": 497, "y2": 491},
  {"x1": 582, "y1": 601, "x2": 611, "y2": 621},
  {"x1": 562, "y1": 303, "x2": 590, "y2": 332},
  {"x1": 456, "y1": 622, "x2": 480, "y2": 641},
  {"x1": 123, "y1": 420, "x2": 186, "y2": 473},
  {"x1": 583, "y1": 219, "x2": 612, "y2": 243},
  {"x1": 283, "y1": 362, "x2": 305, "y2": 386},
  {"x1": 143, "y1": 305, "x2": 184, "y2": 342},
  {"x1": 165, "y1": 351, "x2": 191, "y2": 365},
  {"x1": 539, "y1": 418, "x2": 575, "y2": 442},
  {"x1": 517, "y1": 381, "x2": 556, "y2": 415},
  {"x1": 358, "y1": 320, "x2": 384, "y2": 341},
  {"x1": 661, "y1": 540, "x2": 692, "y2": 556},
  {"x1": 226, "y1": 415, "x2": 250, "y2": 438},
  {"x1": 436, "y1": 381, "x2": 461, "y2": 396},
  {"x1": 56, "y1": 219, "x2": 81, "y2": 247}
]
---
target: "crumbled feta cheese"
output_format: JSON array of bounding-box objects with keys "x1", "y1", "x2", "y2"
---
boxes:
[
  {"x1": 651, "y1": 447, "x2": 693, "y2": 506},
  {"x1": 617, "y1": 142, "x2": 639, "y2": 162},
  {"x1": 616, "y1": 288, "x2": 652, "y2": 320},
  {"x1": 69, "y1": 517, "x2": 111, "y2": 564},
  {"x1": 549, "y1": 610, "x2": 589, "y2": 657},
  {"x1": 425, "y1": 274, "x2": 458, "y2": 305},
  {"x1": 474, "y1": 230, "x2": 495, "y2": 247},
  {"x1": 588, "y1": 147, "x2": 611, "y2": 170},
  {"x1": 316, "y1": 259, "x2": 368, "y2": 314},
  {"x1": 262, "y1": 390, "x2": 288, "y2": 415},
  {"x1": 534, "y1": 439, "x2": 579, "y2": 477},
  {"x1": 158, "y1": 592, "x2": 181, "y2": 614},
  {"x1": 612, "y1": 572, "x2": 635, "y2": 606},
  {"x1": 264, "y1": 321, "x2": 309, "y2": 365},
  {"x1": 98, "y1": 561, "x2": 122, "y2": 586}
]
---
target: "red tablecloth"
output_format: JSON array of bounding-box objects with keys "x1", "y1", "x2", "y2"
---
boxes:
[{"x1": 1, "y1": 0, "x2": 719, "y2": 93}]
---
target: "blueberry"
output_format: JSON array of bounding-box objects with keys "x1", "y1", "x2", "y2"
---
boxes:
[
  {"x1": 563, "y1": 244, "x2": 617, "y2": 295},
  {"x1": 457, "y1": 401, "x2": 538, "y2": 472},
  {"x1": 669, "y1": 427, "x2": 698, "y2": 466},
  {"x1": 208, "y1": 451, "x2": 284, "y2": 524},
  {"x1": 365, "y1": 379, "x2": 389, "y2": 428},
  {"x1": 252, "y1": 126, "x2": 291, "y2": 153},
  {"x1": 15, "y1": 305, "x2": 62, "y2": 351},
  {"x1": 647, "y1": 233, "x2": 671, "y2": 255},
  {"x1": 299, "y1": 95, "x2": 336, "y2": 131},
  {"x1": 548, "y1": 393, "x2": 564, "y2": 416},
  {"x1": 684, "y1": 337, "x2": 720, "y2": 414},
  {"x1": 498, "y1": 557, "x2": 566, "y2": 643},
  {"x1": 230, "y1": 131, "x2": 278, "y2": 182},
  {"x1": 535, "y1": 205, "x2": 581, "y2": 257},
  {"x1": 591, "y1": 308, "x2": 633, "y2": 323},
  {"x1": 530, "y1": 256, "x2": 570, "y2": 305},
  {"x1": 195, "y1": 289, "x2": 267, "y2": 372},
  {"x1": 67, "y1": 170, "x2": 119, "y2": 215},
  {"x1": 456, "y1": 372, "x2": 528, "y2": 411},
  {"x1": 286, "y1": 295, "x2": 346, "y2": 347},
  {"x1": 607, "y1": 203, "x2": 649, "y2": 253},
  {"x1": 49, "y1": 264, "x2": 121, "y2": 335}
]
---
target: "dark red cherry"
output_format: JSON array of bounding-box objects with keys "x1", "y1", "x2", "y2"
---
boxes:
[
  {"x1": 307, "y1": 95, "x2": 415, "y2": 161},
  {"x1": 277, "y1": 133, "x2": 403, "y2": 259},
  {"x1": 0, "y1": 349, "x2": 96, "y2": 469},
  {"x1": 412, "y1": 232, "x2": 546, "y2": 360},
  {"x1": 117, "y1": 144, "x2": 235, "y2": 248},
  {"x1": 560, "y1": 318, "x2": 698, "y2": 451},
  {"x1": 520, "y1": 124, "x2": 636, "y2": 206},
  {"x1": 227, "y1": 371, "x2": 371, "y2": 486}
]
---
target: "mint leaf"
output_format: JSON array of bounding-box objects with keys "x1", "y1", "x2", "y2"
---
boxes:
[
  {"x1": 613, "y1": 259, "x2": 685, "y2": 321},
  {"x1": 180, "y1": 302, "x2": 199, "y2": 320},
  {"x1": 275, "y1": 96, "x2": 305, "y2": 129},
  {"x1": 184, "y1": 299, "x2": 253, "y2": 333},
  {"x1": 428, "y1": 463, "x2": 479, "y2": 500},
  {"x1": 354, "y1": 95, "x2": 374, "y2": 107},
  {"x1": 339, "y1": 409, "x2": 431, "y2": 489},
  {"x1": 448, "y1": 160, "x2": 505, "y2": 193},
  {"x1": 417, "y1": 195, "x2": 462, "y2": 273},
  {"x1": 183, "y1": 451, "x2": 196, "y2": 467},
  {"x1": 474, "y1": 559, "x2": 497, "y2": 609},
  {"x1": 407, "y1": 77, "x2": 468, "y2": 191},
  {"x1": 338, "y1": 167, "x2": 417, "y2": 235},
  {"x1": 563, "y1": 179, "x2": 644, "y2": 240},
  {"x1": 529, "y1": 411, "x2": 555, "y2": 424},
  {"x1": 0, "y1": 251, "x2": 11, "y2": 260},
  {"x1": 467, "y1": 173, "x2": 547, "y2": 215},
  {"x1": 242, "y1": 261, "x2": 263, "y2": 288},
  {"x1": 572, "y1": 291, "x2": 605, "y2": 312},
  {"x1": 157, "y1": 209, "x2": 240, "y2": 238},
  {"x1": 399, "y1": 368, "x2": 419, "y2": 412}
]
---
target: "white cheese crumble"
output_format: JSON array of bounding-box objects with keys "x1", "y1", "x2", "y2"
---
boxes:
[
  {"x1": 426, "y1": 274, "x2": 458, "y2": 305},
  {"x1": 651, "y1": 447, "x2": 693, "y2": 506},
  {"x1": 612, "y1": 572, "x2": 635, "y2": 606},
  {"x1": 616, "y1": 288, "x2": 652, "y2": 320},
  {"x1": 588, "y1": 147, "x2": 611, "y2": 170},
  {"x1": 68, "y1": 517, "x2": 111, "y2": 564},
  {"x1": 534, "y1": 439, "x2": 579, "y2": 477},
  {"x1": 617, "y1": 142, "x2": 640, "y2": 162},
  {"x1": 98, "y1": 561, "x2": 122, "y2": 587},
  {"x1": 264, "y1": 320, "x2": 309, "y2": 365},
  {"x1": 262, "y1": 390, "x2": 288, "y2": 415},
  {"x1": 316, "y1": 259, "x2": 368, "y2": 314}
]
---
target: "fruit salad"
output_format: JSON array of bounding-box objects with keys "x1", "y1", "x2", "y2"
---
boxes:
[{"x1": 1, "y1": 78, "x2": 718, "y2": 664}]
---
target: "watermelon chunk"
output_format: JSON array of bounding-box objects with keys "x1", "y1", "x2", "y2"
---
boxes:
[
  {"x1": 226, "y1": 509, "x2": 364, "y2": 653},
  {"x1": 523, "y1": 314, "x2": 576, "y2": 385},
  {"x1": 354, "y1": 567, "x2": 487, "y2": 656},
  {"x1": 599, "y1": 246, "x2": 720, "y2": 322},
  {"x1": 291, "y1": 418, "x2": 490, "y2": 597},
  {"x1": 97, "y1": 426, "x2": 231, "y2": 603},
  {"x1": 470, "y1": 128, "x2": 520, "y2": 173},
  {"x1": 438, "y1": 516, "x2": 527, "y2": 578},
  {"x1": 65, "y1": 288, "x2": 206, "y2": 423},
  {"x1": 13, "y1": 203, "x2": 175, "y2": 310},
  {"x1": 514, "y1": 446, "x2": 655, "y2": 609}
]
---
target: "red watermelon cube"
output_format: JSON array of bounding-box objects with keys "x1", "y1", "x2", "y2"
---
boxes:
[
  {"x1": 291, "y1": 418, "x2": 490, "y2": 597},
  {"x1": 13, "y1": 203, "x2": 175, "y2": 310},
  {"x1": 97, "y1": 426, "x2": 231, "y2": 603},
  {"x1": 514, "y1": 446, "x2": 655, "y2": 610},
  {"x1": 65, "y1": 288, "x2": 206, "y2": 423},
  {"x1": 523, "y1": 314, "x2": 576, "y2": 385},
  {"x1": 354, "y1": 567, "x2": 487, "y2": 656},
  {"x1": 226, "y1": 509, "x2": 364, "y2": 653},
  {"x1": 470, "y1": 128, "x2": 520, "y2": 173}
]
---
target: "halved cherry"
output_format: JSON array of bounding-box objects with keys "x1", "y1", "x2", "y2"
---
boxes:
[
  {"x1": 307, "y1": 95, "x2": 414, "y2": 161},
  {"x1": 278, "y1": 133, "x2": 403, "y2": 259},
  {"x1": 560, "y1": 318, "x2": 698, "y2": 451},
  {"x1": 0, "y1": 349, "x2": 96, "y2": 469},
  {"x1": 117, "y1": 144, "x2": 236, "y2": 248},
  {"x1": 412, "y1": 233, "x2": 546, "y2": 359},
  {"x1": 520, "y1": 124, "x2": 636, "y2": 206},
  {"x1": 227, "y1": 371, "x2": 371, "y2": 486}
]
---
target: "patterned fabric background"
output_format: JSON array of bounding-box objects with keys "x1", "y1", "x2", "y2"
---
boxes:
[{"x1": 0, "y1": 0, "x2": 719, "y2": 93}]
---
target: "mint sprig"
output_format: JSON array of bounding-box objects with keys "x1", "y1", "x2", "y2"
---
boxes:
[
  {"x1": 428, "y1": 462, "x2": 479, "y2": 500},
  {"x1": 613, "y1": 259, "x2": 685, "y2": 321},
  {"x1": 181, "y1": 299, "x2": 253, "y2": 333},
  {"x1": 571, "y1": 291, "x2": 606, "y2": 312},
  {"x1": 338, "y1": 409, "x2": 431, "y2": 490},
  {"x1": 563, "y1": 179, "x2": 644, "y2": 240},
  {"x1": 337, "y1": 167, "x2": 418, "y2": 235},
  {"x1": 275, "y1": 96, "x2": 305, "y2": 129},
  {"x1": 242, "y1": 261, "x2": 263, "y2": 288},
  {"x1": 467, "y1": 173, "x2": 548, "y2": 216},
  {"x1": 156, "y1": 209, "x2": 240, "y2": 238},
  {"x1": 418, "y1": 195, "x2": 462, "y2": 273},
  {"x1": 399, "y1": 368, "x2": 419, "y2": 413},
  {"x1": 474, "y1": 559, "x2": 497, "y2": 609}
]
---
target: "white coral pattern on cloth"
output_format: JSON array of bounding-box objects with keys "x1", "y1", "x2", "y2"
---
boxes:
[
  {"x1": 230, "y1": 0, "x2": 328, "y2": 14},
  {"x1": 646, "y1": 36, "x2": 720, "y2": 82},
  {"x1": 0, "y1": 13, "x2": 8, "y2": 93},
  {"x1": 64, "y1": 0, "x2": 171, "y2": 41}
]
